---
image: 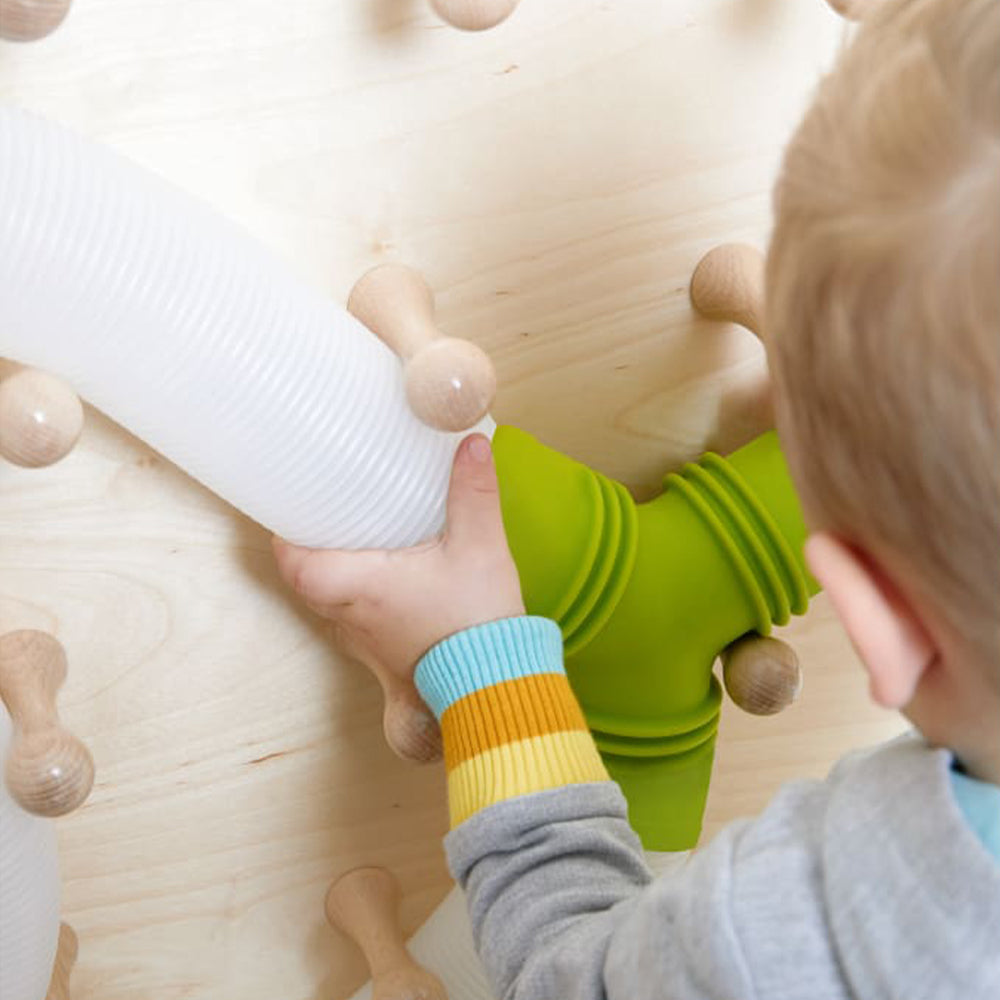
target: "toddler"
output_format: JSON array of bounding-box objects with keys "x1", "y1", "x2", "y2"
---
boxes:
[{"x1": 275, "y1": 0, "x2": 1000, "y2": 995}]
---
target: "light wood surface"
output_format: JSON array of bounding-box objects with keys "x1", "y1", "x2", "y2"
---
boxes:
[
  {"x1": 326, "y1": 867, "x2": 448, "y2": 1000},
  {"x1": 0, "y1": 3, "x2": 906, "y2": 998}
]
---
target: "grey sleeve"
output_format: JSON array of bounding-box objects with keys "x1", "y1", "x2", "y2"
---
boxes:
[{"x1": 444, "y1": 782, "x2": 757, "y2": 1000}]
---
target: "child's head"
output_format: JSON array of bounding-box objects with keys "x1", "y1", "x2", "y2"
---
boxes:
[{"x1": 765, "y1": 0, "x2": 1000, "y2": 762}]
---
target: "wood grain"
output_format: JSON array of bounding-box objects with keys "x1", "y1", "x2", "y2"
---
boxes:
[{"x1": 0, "y1": 4, "x2": 904, "y2": 999}]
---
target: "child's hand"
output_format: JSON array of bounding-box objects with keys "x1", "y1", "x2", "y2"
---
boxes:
[{"x1": 272, "y1": 434, "x2": 525, "y2": 760}]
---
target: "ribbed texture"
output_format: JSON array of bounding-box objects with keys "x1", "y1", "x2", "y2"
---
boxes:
[
  {"x1": 0, "y1": 708, "x2": 61, "y2": 1000},
  {"x1": 666, "y1": 450, "x2": 811, "y2": 634},
  {"x1": 441, "y1": 672, "x2": 589, "y2": 770},
  {"x1": 415, "y1": 616, "x2": 564, "y2": 719},
  {"x1": 446, "y1": 731, "x2": 609, "y2": 828},
  {"x1": 0, "y1": 108, "x2": 493, "y2": 549},
  {"x1": 416, "y1": 617, "x2": 608, "y2": 828}
]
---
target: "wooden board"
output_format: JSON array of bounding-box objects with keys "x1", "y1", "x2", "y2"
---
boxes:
[{"x1": 0, "y1": 2, "x2": 904, "y2": 996}]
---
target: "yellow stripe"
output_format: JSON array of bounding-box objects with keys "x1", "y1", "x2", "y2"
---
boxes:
[
  {"x1": 447, "y1": 729, "x2": 610, "y2": 828},
  {"x1": 441, "y1": 673, "x2": 589, "y2": 771}
]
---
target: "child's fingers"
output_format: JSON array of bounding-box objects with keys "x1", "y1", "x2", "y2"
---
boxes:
[
  {"x1": 444, "y1": 434, "x2": 508, "y2": 554},
  {"x1": 271, "y1": 537, "x2": 371, "y2": 606}
]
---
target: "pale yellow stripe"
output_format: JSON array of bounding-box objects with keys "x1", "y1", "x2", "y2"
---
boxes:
[{"x1": 447, "y1": 729, "x2": 610, "y2": 828}]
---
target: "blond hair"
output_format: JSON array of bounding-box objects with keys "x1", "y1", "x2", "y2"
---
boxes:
[{"x1": 766, "y1": 0, "x2": 1000, "y2": 672}]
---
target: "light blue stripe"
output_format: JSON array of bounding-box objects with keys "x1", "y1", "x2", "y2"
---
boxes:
[
  {"x1": 950, "y1": 768, "x2": 1000, "y2": 862},
  {"x1": 415, "y1": 616, "x2": 565, "y2": 720}
]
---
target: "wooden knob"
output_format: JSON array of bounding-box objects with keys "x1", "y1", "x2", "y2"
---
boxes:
[
  {"x1": 326, "y1": 867, "x2": 448, "y2": 1000},
  {"x1": 721, "y1": 634, "x2": 802, "y2": 716},
  {"x1": 824, "y1": 0, "x2": 869, "y2": 20},
  {"x1": 0, "y1": 366, "x2": 84, "y2": 467},
  {"x1": 348, "y1": 264, "x2": 496, "y2": 433},
  {"x1": 325, "y1": 621, "x2": 441, "y2": 764},
  {"x1": 0, "y1": 631, "x2": 95, "y2": 817},
  {"x1": 0, "y1": 0, "x2": 73, "y2": 42},
  {"x1": 429, "y1": 0, "x2": 520, "y2": 31},
  {"x1": 690, "y1": 244, "x2": 766, "y2": 341},
  {"x1": 46, "y1": 923, "x2": 79, "y2": 1000},
  {"x1": 382, "y1": 685, "x2": 443, "y2": 765}
]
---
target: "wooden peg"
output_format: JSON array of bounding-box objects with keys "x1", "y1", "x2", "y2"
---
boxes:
[
  {"x1": 721, "y1": 634, "x2": 802, "y2": 716},
  {"x1": 326, "y1": 867, "x2": 448, "y2": 1000},
  {"x1": 429, "y1": 0, "x2": 520, "y2": 31},
  {"x1": 0, "y1": 630, "x2": 95, "y2": 817},
  {"x1": 824, "y1": 0, "x2": 870, "y2": 20},
  {"x1": 690, "y1": 243, "x2": 774, "y2": 439},
  {"x1": 381, "y1": 683, "x2": 443, "y2": 765},
  {"x1": 46, "y1": 923, "x2": 79, "y2": 1000},
  {"x1": 0, "y1": 366, "x2": 84, "y2": 467},
  {"x1": 324, "y1": 621, "x2": 441, "y2": 764},
  {"x1": 348, "y1": 264, "x2": 496, "y2": 433},
  {"x1": 0, "y1": 0, "x2": 73, "y2": 42},
  {"x1": 690, "y1": 243, "x2": 766, "y2": 341}
]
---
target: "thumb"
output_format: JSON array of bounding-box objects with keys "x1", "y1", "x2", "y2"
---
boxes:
[
  {"x1": 444, "y1": 434, "x2": 508, "y2": 551},
  {"x1": 271, "y1": 536, "x2": 372, "y2": 606}
]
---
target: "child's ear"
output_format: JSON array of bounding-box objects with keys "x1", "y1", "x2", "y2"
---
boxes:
[{"x1": 804, "y1": 532, "x2": 937, "y2": 709}]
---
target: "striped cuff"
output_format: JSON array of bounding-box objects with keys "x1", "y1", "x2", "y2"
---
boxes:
[{"x1": 415, "y1": 617, "x2": 610, "y2": 828}]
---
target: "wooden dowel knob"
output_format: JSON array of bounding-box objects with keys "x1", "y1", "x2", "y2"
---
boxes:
[
  {"x1": 348, "y1": 264, "x2": 496, "y2": 433},
  {"x1": 0, "y1": 0, "x2": 73, "y2": 42},
  {"x1": 0, "y1": 366, "x2": 84, "y2": 467},
  {"x1": 382, "y1": 685, "x2": 443, "y2": 764},
  {"x1": 429, "y1": 0, "x2": 520, "y2": 31},
  {"x1": 0, "y1": 630, "x2": 95, "y2": 817},
  {"x1": 46, "y1": 923, "x2": 79, "y2": 1000},
  {"x1": 690, "y1": 244, "x2": 766, "y2": 341},
  {"x1": 326, "y1": 867, "x2": 448, "y2": 1000},
  {"x1": 824, "y1": 0, "x2": 869, "y2": 20},
  {"x1": 721, "y1": 634, "x2": 802, "y2": 716}
]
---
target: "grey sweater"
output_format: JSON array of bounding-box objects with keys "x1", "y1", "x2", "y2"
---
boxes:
[{"x1": 445, "y1": 735, "x2": 1000, "y2": 999}]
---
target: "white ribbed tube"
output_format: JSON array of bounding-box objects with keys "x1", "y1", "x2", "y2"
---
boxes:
[
  {"x1": 0, "y1": 107, "x2": 493, "y2": 549},
  {"x1": 0, "y1": 707, "x2": 61, "y2": 1000}
]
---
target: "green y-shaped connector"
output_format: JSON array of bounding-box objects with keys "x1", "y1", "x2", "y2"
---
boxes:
[{"x1": 492, "y1": 425, "x2": 818, "y2": 850}]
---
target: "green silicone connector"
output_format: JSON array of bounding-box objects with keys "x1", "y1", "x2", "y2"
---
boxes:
[{"x1": 493, "y1": 425, "x2": 818, "y2": 850}]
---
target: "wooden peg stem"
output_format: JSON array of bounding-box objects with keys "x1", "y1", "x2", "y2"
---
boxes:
[
  {"x1": 326, "y1": 867, "x2": 448, "y2": 1000},
  {"x1": 348, "y1": 264, "x2": 496, "y2": 433},
  {"x1": 0, "y1": 0, "x2": 73, "y2": 42},
  {"x1": 721, "y1": 634, "x2": 802, "y2": 716},
  {"x1": 429, "y1": 0, "x2": 520, "y2": 31},
  {"x1": 690, "y1": 244, "x2": 766, "y2": 341},
  {"x1": 0, "y1": 365, "x2": 84, "y2": 467},
  {"x1": 0, "y1": 630, "x2": 94, "y2": 817},
  {"x1": 46, "y1": 923, "x2": 79, "y2": 1000}
]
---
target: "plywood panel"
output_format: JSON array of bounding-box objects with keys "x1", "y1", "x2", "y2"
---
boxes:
[{"x1": 1, "y1": 2, "x2": 903, "y2": 997}]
